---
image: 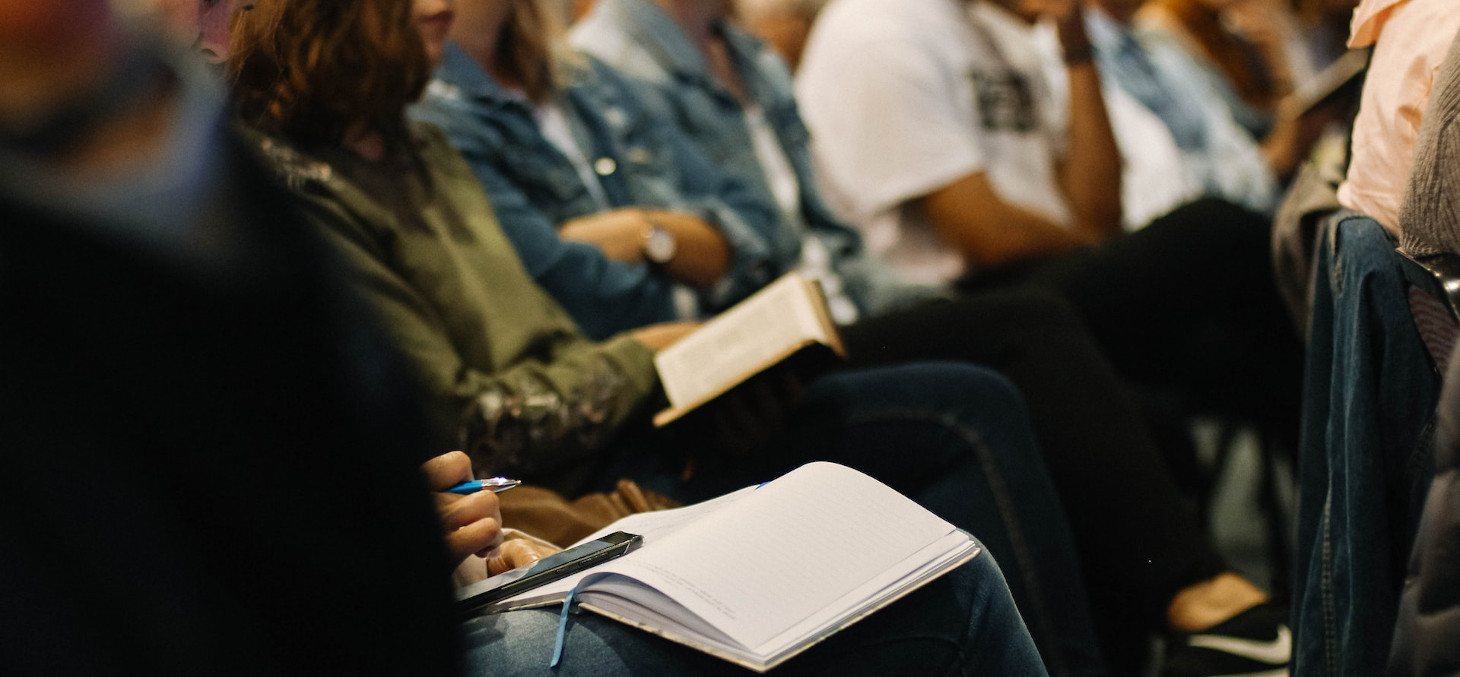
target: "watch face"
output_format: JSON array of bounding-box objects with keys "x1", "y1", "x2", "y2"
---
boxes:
[{"x1": 645, "y1": 224, "x2": 677, "y2": 264}]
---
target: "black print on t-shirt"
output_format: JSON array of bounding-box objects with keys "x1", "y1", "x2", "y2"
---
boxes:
[{"x1": 970, "y1": 70, "x2": 1037, "y2": 133}]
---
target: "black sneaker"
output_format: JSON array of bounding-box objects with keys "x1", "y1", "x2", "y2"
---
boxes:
[{"x1": 1161, "y1": 603, "x2": 1290, "y2": 677}]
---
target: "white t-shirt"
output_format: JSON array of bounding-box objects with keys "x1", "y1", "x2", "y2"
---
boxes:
[
  {"x1": 743, "y1": 103, "x2": 861, "y2": 324},
  {"x1": 534, "y1": 98, "x2": 613, "y2": 211},
  {"x1": 796, "y1": 0, "x2": 1070, "y2": 285}
]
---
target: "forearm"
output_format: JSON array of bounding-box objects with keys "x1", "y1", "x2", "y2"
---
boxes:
[
  {"x1": 1054, "y1": 14, "x2": 1122, "y2": 238},
  {"x1": 953, "y1": 210, "x2": 1096, "y2": 266},
  {"x1": 918, "y1": 172, "x2": 1097, "y2": 268},
  {"x1": 302, "y1": 200, "x2": 661, "y2": 473},
  {"x1": 559, "y1": 208, "x2": 730, "y2": 288},
  {"x1": 492, "y1": 203, "x2": 678, "y2": 339},
  {"x1": 456, "y1": 335, "x2": 660, "y2": 478},
  {"x1": 641, "y1": 209, "x2": 730, "y2": 287},
  {"x1": 1259, "y1": 98, "x2": 1303, "y2": 180}
]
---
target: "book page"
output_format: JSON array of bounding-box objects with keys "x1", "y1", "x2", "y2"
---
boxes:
[
  {"x1": 757, "y1": 533, "x2": 978, "y2": 656},
  {"x1": 587, "y1": 462, "x2": 960, "y2": 652},
  {"x1": 654, "y1": 274, "x2": 829, "y2": 409}
]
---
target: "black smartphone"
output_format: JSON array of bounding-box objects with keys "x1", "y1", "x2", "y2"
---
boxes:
[{"x1": 455, "y1": 531, "x2": 642, "y2": 616}]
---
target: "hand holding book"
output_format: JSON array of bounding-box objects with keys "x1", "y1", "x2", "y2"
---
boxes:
[{"x1": 652, "y1": 273, "x2": 845, "y2": 426}]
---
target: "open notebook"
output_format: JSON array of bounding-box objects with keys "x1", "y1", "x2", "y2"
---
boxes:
[{"x1": 484, "y1": 462, "x2": 980, "y2": 672}]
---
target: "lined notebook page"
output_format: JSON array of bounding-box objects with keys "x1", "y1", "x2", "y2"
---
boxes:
[
  {"x1": 490, "y1": 487, "x2": 758, "y2": 610},
  {"x1": 595, "y1": 462, "x2": 957, "y2": 650}
]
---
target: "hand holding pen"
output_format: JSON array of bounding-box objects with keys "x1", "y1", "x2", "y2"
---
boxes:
[{"x1": 421, "y1": 452, "x2": 516, "y2": 564}]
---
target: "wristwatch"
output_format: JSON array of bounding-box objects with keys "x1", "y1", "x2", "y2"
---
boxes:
[{"x1": 642, "y1": 216, "x2": 678, "y2": 265}]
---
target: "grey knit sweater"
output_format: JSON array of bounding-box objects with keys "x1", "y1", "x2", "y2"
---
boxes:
[{"x1": 1399, "y1": 28, "x2": 1460, "y2": 257}]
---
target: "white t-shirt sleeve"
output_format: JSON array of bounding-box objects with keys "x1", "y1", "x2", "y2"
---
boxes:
[{"x1": 797, "y1": 28, "x2": 985, "y2": 221}]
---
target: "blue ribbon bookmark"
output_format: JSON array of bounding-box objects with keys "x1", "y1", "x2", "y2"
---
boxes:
[{"x1": 550, "y1": 586, "x2": 581, "y2": 668}]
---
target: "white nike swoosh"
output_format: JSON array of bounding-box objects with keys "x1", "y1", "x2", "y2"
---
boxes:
[{"x1": 1187, "y1": 625, "x2": 1292, "y2": 665}]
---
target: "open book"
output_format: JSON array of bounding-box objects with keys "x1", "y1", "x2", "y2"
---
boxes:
[
  {"x1": 653, "y1": 273, "x2": 845, "y2": 426},
  {"x1": 484, "y1": 462, "x2": 980, "y2": 672}
]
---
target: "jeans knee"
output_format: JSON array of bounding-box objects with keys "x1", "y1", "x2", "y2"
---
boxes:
[{"x1": 886, "y1": 362, "x2": 1027, "y2": 422}]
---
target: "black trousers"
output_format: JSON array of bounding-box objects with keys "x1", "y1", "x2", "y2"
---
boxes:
[
  {"x1": 965, "y1": 198, "x2": 1303, "y2": 437},
  {"x1": 845, "y1": 198, "x2": 1301, "y2": 669},
  {"x1": 842, "y1": 290, "x2": 1227, "y2": 625}
]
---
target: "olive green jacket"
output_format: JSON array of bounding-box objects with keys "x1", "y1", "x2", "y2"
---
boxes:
[{"x1": 250, "y1": 123, "x2": 660, "y2": 483}]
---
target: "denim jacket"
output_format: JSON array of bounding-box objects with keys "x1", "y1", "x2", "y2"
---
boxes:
[
  {"x1": 572, "y1": 0, "x2": 938, "y2": 318},
  {"x1": 411, "y1": 43, "x2": 777, "y2": 340}
]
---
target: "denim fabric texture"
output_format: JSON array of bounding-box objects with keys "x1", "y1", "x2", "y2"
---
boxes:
[
  {"x1": 572, "y1": 0, "x2": 938, "y2": 318},
  {"x1": 411, "y1": 44, "x2": 777, "y2": 339},
  {"x1": 461, "y1": 539, "x2": 1050, "y2": 676},
  {"x1": 1295, "y1": 214, "x2": 1441, "y2": 677},
  {"x1": 1083, "y1": 9, "x2": 1276, "y2": 214},
  {"x1": 592, "y1": 362, "x2": 1107, "y2": 677}
]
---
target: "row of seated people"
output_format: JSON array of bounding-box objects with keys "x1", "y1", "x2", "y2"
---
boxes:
[
  {"x1": 5, "y1": 2, "x2": 1281, "y2": 677},
  {"x1": 406, "y1": 0, "x2": 1300, "y2": 673},
  {"x1": 0, "y1": 1, "x2": 1337, "y2": 677},
  {"x1": 224, "y1": 0, "x2": 1288, "y2": 673},
  {"x1": 710, "y1": 2, "x2": 1460, "y2": 675},
  {"x1": 2, "y1": 3, "x2": 1050, "y2": 675},
  {"x1": 9, "y1": 0, "x2": 1456, "y2": 674}
]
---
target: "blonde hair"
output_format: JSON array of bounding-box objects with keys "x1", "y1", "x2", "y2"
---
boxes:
[{"x1": 498, "y1": 0, "x2": 580, "y2": 102}]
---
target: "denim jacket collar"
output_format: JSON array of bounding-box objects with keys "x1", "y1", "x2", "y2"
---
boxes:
[
  {"x1": 432, "y1": 41, "x2": 522, "y2": 110},
  {"x1": 596, "y1": 0, "x2": 778, "y2": 106},
  {"x1": 423, "y1": 42, "x2": 621, "y2": 209}
]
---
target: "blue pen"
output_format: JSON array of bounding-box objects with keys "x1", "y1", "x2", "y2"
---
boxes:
[{"x1": 447, "y1": 477, "x2": 522, "y2": 495}]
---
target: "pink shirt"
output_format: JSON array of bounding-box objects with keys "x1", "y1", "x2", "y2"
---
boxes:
[{"x1": 1337, "y1": 0, "x2": 1460, "y2": 232}]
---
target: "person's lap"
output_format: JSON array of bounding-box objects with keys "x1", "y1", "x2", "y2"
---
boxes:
[
  {"x1": 460, "y1": 539, "x2": 1048, "y2": 676},
  {"x1": 585, "y1": 362, "x2": 1105, "y2": 676}
]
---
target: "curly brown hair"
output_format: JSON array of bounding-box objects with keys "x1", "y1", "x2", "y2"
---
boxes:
[{"x1": 226, "y1": 0, "x2": 431, "y2": 148}]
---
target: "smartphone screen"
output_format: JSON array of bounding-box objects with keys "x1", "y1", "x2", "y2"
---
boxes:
[{"x1": 455, "y1": 531, "x2": 642, "y2": 615}]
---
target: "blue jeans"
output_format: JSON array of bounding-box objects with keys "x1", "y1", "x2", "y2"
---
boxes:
[
  {"x1": 1294, "y1": 214, "x2": 1441, "y2": 676},
  {"x1": 461, "y1": 540, "x2": 1048, "y2": 675},
  {"x1": 596, "y1": 363, "x2": 1105, "y2": 677}
]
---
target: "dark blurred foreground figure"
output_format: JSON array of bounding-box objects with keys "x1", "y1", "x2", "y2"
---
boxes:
[
  {"x1": 0, "y1": 2, "x2": 461, "y2": 675},
  {"x1": 1389, "y1": 349, "x2": 1460, "y2": 676}
]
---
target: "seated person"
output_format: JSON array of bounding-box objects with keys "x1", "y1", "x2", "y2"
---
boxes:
[
  {"x1": 1336, "y1": 0, "x2": 1460, "y2": 233},
  {"x1": 222, "y1": 0, "x2": 1103, "y2": 671},
  {"x1": 789, "y1": 0, "x2": 1301, "y2": 441},
  {"x1": 0, "y1": 2, "x2": 460, "y2": 671},
  {"x1": 425, "y1": 451, "x2": 1049, "y2": 675},
  {"x1": 1136, "y1": 0, "x2": 1310, "y2": 136},
  {"x1": 1291, "y1": 17, "x2": 1460, "y2": 677},
  {"x1": 0, "y1": 6, "x2": 1049, "y2": 673},
  {"x1": 1081, "y1": 0, "x2": 1302, "y2": 220}
]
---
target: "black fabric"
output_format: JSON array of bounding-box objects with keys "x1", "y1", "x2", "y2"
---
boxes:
[
  {"x1": 1388, "y1": 340, "x2": 1460, "y2": 676},
  {"x1": 0, "y1": 133, "x2": 459, "y2": 676},
  {"x1": 964, "y1": 198, "x2": 1304, "y2": 443},
  {"x1": 843, "y1": 291, "x2": 1226, "y2": 625}
]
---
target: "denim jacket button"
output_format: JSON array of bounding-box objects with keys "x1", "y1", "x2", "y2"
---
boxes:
[{"x1": 594, "y1": 157, "x2": 617, "y2": 176}]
